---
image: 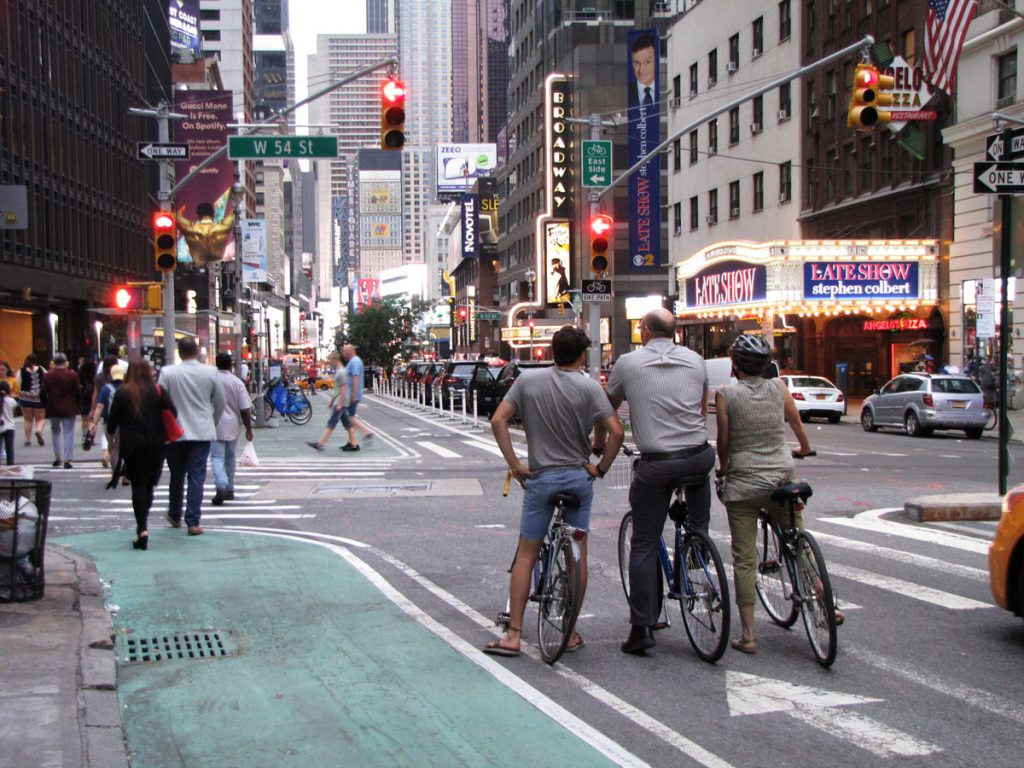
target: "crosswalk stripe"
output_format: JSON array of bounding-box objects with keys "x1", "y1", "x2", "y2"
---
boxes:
[
  {"x1": 813, "y1": 531, "x2": 988, "y2": 582},
  {"x1": 827, "y1": 562, "x2": 991, "y2": 610},
  {"x1": 820, "y1": 509, "x2": 990, "y2": 555},
  {"x1": 417, "y1": 441, "x2": 461, "y2": 458}
]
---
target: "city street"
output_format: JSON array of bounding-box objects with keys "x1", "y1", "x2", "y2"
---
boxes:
[{"x1": 29, "y1": 389, "x2": 1024, "y2": 767}]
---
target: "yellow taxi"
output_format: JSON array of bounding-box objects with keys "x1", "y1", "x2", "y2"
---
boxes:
[
  {"x1": 990, "y1": 485, "x2": 1024, "y2": 619},
  {"x1": 296, "y1": 375, "x2": 334, "y2": 391}
]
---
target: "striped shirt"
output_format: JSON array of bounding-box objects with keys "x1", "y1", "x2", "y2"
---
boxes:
[{"x1": 606, "y1": 337, "x2": 708, "y2": 452}]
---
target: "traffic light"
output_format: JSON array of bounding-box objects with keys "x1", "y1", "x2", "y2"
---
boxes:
[
  {"x1": 589, "y1": 214, "x2": 613, "y2": 275},
  {"x1": 847, "y1": 63, "x2": 894, "y2": 131},
  {"x1": 380, "y1": 77, "x2": 406, "y2": 150},
  {"x1": 152, "y1": 211, "x2": 177, "y2": 271},
  {"x1": 110, "y1": 283, "x2": 161, "y2": 312}
]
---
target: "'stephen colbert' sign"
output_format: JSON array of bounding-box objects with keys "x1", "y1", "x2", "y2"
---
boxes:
[
  {"x1": 547, "y1": 77, "x2": 574, "y2": 219},
  {"x1": 685, "y1": 260, "x2": 767, "y2": 308},
  {"x1": 803, "y1": 262, "x2": 919, "y2": 300}
]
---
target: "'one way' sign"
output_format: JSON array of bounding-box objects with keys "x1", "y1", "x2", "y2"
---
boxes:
[{"x1": 973, "y1": 162, "x2": 1024, "y2": 194}]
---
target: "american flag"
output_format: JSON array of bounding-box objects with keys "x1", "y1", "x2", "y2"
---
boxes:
[{"x1": 924, "y1": 0, "x2": 978, "y2": 95}]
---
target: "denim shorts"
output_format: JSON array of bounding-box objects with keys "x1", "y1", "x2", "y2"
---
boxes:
[
  {"x1": 519, "y1": 467, "x2": 594, "y2": 541},
  {"x1": 345, "y1": 401, "x2": 360, "y2": 417},
  {"x1": 326, "y1": 405, "x2": 351, "y2": 430}
]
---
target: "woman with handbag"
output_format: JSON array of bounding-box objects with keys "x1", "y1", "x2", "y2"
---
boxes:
[
  {"x1": 106, "y1": 360, "x2": 176, "y2": 550},
  {"x1": 17, "y1": 354, "x2": 46, "y2": 447}
]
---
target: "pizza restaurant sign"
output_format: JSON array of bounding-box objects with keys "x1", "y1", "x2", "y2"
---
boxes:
[{"x1": 863, "y1": 318, "x2": 928, "y2": 332}]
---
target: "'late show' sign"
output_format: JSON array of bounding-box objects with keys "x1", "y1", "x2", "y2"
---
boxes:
[
  {"x1": 803, "y1": 262, "x2": 919, "y2": 301},
  {"x1": 685, "y1": 260, "x2": 767, "y2": 309}
]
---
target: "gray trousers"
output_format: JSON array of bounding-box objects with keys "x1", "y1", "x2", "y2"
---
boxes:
[{"x1": 627, "y1": 444, "x2": 716, "y2": 626}]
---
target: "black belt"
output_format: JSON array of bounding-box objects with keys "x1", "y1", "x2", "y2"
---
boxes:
[{"x1": 639, "y1": 443, "x2": 710, "y2": 462}]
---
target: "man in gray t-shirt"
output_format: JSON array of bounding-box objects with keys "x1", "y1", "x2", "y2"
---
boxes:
[{"x1": 484, "y1": 326, "x2": 623, "y2": 658}]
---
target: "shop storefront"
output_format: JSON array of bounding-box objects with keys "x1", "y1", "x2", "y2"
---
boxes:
[{"x1": 674, "y1": 240, "x2": 940, "y2": 397}]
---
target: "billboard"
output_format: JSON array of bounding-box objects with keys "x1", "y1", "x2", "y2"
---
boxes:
[
  {"x1": 435, "y1": 144, "x2": 498, "y2": 195},
  {"x1": 240, "y1": 219, "x2": 267, "y2": 284},
  {"x1": 173, "y1": 91, "x2": 234, "y2": 265},
  {"x1": 544, "y1": 220, "x2": 572, "y2": 305},
  {"x1": 477, "y1": 177, "x2": 499, "y2": 254},
  {"x1": 357, "y1": 278, "x2": 381, "y2": 309},
  {"x1": 461, "y1": 193, "x2": 479, "y2": 260},
  {"x1": 359, "y1": 179, "x2": 401, "y2": 214},
  {"x1": 627, "y1": 29, "x2": 661, "y2": 272},
  {"x1": 168, "y1": 1, "x2": 201, "y2": 56}
]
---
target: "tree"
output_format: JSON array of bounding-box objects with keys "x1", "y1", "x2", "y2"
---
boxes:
[{"x1": 334, "y1": 296, "x2": 429, "y2": 369}]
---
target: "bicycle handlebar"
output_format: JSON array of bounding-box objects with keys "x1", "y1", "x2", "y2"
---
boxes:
[{"x1": 503, "y1": 469, "x2": 513, "y2": 497}]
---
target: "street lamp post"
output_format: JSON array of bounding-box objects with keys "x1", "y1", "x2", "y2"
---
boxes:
[
  {"x1": 524, "y1": 268, "x2": 536, "y2": 360},
  {"x1": 229, "y1": 178, "x2": 246, "y2": 379}
]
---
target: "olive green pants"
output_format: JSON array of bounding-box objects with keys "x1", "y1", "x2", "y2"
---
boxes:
[{"x1": 725, "y1": 492, "x2": 804, "y2": 607}]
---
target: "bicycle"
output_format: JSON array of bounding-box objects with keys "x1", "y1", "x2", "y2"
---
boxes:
[
  {"x1": 752, "y1": 456, "x2": 839, "y2": 667},
  {"x1": 496, "y1": 471, "x2": 585, "y2": 664},
  {"x1": 616, "y1": 448, "x2": 731, "y2": 663},
  {"x1": 258, "y1": 378, "x2": 313, "y2": 425},
  {"x1": 984, "y1": 397, "x2": 998, "y2": 431}
]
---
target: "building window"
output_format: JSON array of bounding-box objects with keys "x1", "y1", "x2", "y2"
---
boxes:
[
  {"x1": 689, "y1": 62, "x2": 699, "y2": 95},
  {"x1": 673, "y1": 202, "x2": 682, "y2": 235},
  {"x1": 673, "y1": 137, "x2": 682, "y2": 171},
  {"x1": 998, "y1": 50, "x2": 1017, "y2": 107},
  {"x1": 826, "y1": 0, "x2": 837, "y2": 38},
  {"x1": 807, "y1": 81, "x2": 818, "y2": 121},
  {"x1": 708, "y1": 49, "x2": 718, "y2": 86},
  {"x1": 826, "y1": 70, "x2": 837, "y2": 121},
  {"x1": 779, "y1": 0, "x2": 791, "y2": 41},
  {"x1": 690, "y1": 196, "x2": 699, "y2": 230},
  {"x1": 729, "y1": 34, "x2": 740, "y2": 69},
  {"x1": 826, "y1": 151, "x2": 837, "y2": 200},
  {"x1": 778, "y1": 82, "x2": 791, "y2": 119},
  {"x1": 861, "y1": 137, "x2": 873, "y2": 186},
  {"x1": 780, "y1": 160, "x2": 792, "y2": 202},
  {"x1": 689, "y1": 130, "x2": 699, "y2": 164},
  {"x1": 729, "y1": 180, "x2": 740, "y2": 218},
  {"x1": 709, "y1": 118, "x2": 718, "y2": 155},
  {"x1": 806, "y1": 2, "x2": 815, "y2": 53},
  {"x1": 844, "y1": 144, "x2": 855, "y2": 196},
  {"x1": 753, "y1": 172, "x2": 765, "y2": 211},
  {"x1": 729, "y1": 107, "x2": 740, "y2": 145},
  {"x1": 203, "y1": 30, "x2": 221, "y2": 42},
  {"x1": 200, "y1": 9, "x2": 220, "y2": 21},
  {"x1": 752, "y1": 95, "x2": 764, "y2": 132},
  {"x1": 752, "y1": 16, "x2": 764, "y2": 55},
  {"x1": 708, "y1": 189, "x2": 719, "y2": 224},
  {"x1": 672, "y1": 74, "x2": 681, "y2": 102}
]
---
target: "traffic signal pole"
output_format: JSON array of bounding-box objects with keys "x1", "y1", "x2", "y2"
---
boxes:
[{"x1": 587, "y1": 113, "x2": 603, "y2": 379}]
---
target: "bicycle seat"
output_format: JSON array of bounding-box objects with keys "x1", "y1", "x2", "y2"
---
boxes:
[
  {"x1": 547, "y1": 492, "x2": 581, "y2": 510},
  {"x1": 771, "y1": 482, "x2": 813, "y2": 504},
  {"x1": 666, "y1": 474, "x2": 708, "y2": 494}
]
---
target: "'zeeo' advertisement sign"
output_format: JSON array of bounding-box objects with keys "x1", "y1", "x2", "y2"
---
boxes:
[{"x1": 803, "y1": 262, "x2": 919, "y2": 300}]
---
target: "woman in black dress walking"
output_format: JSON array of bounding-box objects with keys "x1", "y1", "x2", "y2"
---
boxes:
[{"x1": 107, "y1": 360, "x2": 175, "y2": 550}]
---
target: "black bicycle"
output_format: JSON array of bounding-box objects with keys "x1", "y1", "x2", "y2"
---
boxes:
[
  {"x1": 616, "y1": 450, "x2": 731, "y2": 663},
  {"x1": 497, "y1": 473, "x2": 584, "y2": 664},
  {"x1": 753, "y1": 470, "x2": 839, "y2": 667}
]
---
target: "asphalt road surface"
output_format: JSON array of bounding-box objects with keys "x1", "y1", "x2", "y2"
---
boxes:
[{"x1": 41, "y1": 391, "x2": 1024, "y2": 768}]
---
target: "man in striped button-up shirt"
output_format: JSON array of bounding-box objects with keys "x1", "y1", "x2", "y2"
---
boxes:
[{"x1": 602, "y1": 307, "x2": 715, "y2": 655}]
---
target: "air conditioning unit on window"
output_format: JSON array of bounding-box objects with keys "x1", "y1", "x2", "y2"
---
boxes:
[
  {"x1": 670, "y1": 97, "x2": 681, "y2": 109},
  {"x1": 752, "y1": 48, "x2": 762, "y2": 58},
  {"x1": 778, "y1": 194, "x2": 790, "y2": 204},
  {"x1": 750, "y1": 123, "x2": 762, "y2": 134},
  {"x1": 708, "y1": 77, "x2": 717, "y2": 88},
  {"x1": 706, "y1": 215, "x2": 717, "y2": 224},
  {"x1": 777, "y1": 109, "x2": 789, "y2": 120},
  {"x1": 731, "y1": 207, "x2": 740, "y2": 218},
  {"x1": 690, "y1": 88, "x2": 698, "y2": 98},
  {"x1": 727, "y1": 61, "x2": 738, "y2": 73}
]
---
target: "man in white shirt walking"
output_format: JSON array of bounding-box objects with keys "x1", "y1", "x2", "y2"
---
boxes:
[{"x1": 211, "y1": 352, "x2": 253, "y2": 506}]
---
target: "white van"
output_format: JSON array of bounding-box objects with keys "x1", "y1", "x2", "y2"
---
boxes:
[{"x1": 705, "y1": 357, "x2": 780, "y2": 411}]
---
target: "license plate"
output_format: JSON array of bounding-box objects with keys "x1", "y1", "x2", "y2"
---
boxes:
[
  {"x1": 815, "y1": 394, "x2": 826, "y2": 400},
  {"x1": 951, "y1": 401, "x2": 967, "y2": 409}
]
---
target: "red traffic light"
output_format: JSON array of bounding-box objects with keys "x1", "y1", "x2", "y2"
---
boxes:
[
  {"x1": 590, "y1": 214, "x2": 613, "y2": 237},
  {"x1": 153, "y1": 212, "x2": 175, "y2": 230},
  {"x1": 590, "y1": 214, "x2": 613, "y2": 274},
  {"x1": 152, "y1": 210, "x2": 177, "y2": 271},
  {"x1": 457, "y1": 307, "x2": 468, "y2": 320},
  {"x1": 382, "y1": 78, "x2": 406, "y2": 103},
  {"x1": 381, "y1": 77, "x2": 406, "y2": 150}
]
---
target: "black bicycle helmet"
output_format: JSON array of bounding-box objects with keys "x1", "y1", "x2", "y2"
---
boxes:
[{"x1": 728, "y1": 334, "x2": 773, "y2": 375}]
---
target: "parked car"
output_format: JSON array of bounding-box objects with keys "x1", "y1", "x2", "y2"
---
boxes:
[
  {"x1": 780, "y1": 375, "x2": 845, "y2": 423},
  {"x1": 421, "y1": 361, "x2": 445, "y2": 396},
  {"x1": 860, "y1": 373, "x2": 987, "y2": 439},
  {"x1": 991, "y1": 485, "x2": 1024, "y2": 621},
  {"x1": 437, "y1": 360, "x2": 502, "y2": 414},
  {"x1": 493, "y1": 360, "x2": 554, "y2": 406}
]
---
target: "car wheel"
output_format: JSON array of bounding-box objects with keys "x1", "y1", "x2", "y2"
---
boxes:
[
  {"x1": 799, "y1": 412, "x2": 810, "y2": 423},
  {"x1": 904, "y1": 411, "x2": 930, "y2": 437},
  {"x1": 861, "y1": 408, "x2": 877, "y2": 432},
  {"x1": 964, "y1": 427, "x2": 983, "y2": 440},
  {"x1": 827, "y1": 413, "x2": 841, "y2": 424}
]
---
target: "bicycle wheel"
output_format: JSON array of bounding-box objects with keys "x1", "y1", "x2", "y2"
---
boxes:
[
  {"x1": 536, "y1": 536, "x2": 582, "y2": 664},
  {"x1": 755, "y1": 514, "x2": 798, "y2": 628},
  {"x1": 677, "y1": 531, "x2": 730, "y2": 662},
  {"x1": 262, "y1": 398, "x2": 274, "y2": 422},
  {"x1": 617, "y1": 512, "x2": 632, "y2": 599},
  {"x1": 985, "y1": 407, "x2": 997, "y2": 432},
  {"x1": 288, "y1": 396, "x2": 313, "y2": 425},
  {"x1": 794, "y1": 532, "x2": 838, "y2": 668}
]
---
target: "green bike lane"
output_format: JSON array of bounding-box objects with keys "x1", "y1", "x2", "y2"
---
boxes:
[{"x1": 58, "y1": 527, "x2": 635, "y2": 768}]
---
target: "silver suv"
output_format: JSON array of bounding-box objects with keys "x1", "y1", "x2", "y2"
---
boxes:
[{"x1": 861, "y1": 373, "x2": 987, "y2": 439}]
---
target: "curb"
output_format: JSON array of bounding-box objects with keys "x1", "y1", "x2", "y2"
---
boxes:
[{"x1": 904, "y1": 494, "x2": 1003, "y2": 522}]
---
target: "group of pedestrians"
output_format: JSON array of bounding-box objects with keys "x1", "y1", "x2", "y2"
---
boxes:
[
  {"x1": 485, "y1": 309, "x2": 816, "y2": 659},
  {"x1": 306, "y1": 344, "x2": 373, "y2": 453}
]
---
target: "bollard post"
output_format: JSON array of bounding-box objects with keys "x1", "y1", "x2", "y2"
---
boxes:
[{"x1": 461, "y1": 389, "x2": 468, "y2": 424}]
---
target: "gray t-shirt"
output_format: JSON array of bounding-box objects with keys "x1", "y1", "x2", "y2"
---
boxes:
[
  {"x1": 332, "y1": 369, "x2": 349, "y2": 405},
  {"x1": 505, "y1": 366, "x2": 614, "y2": 473}
]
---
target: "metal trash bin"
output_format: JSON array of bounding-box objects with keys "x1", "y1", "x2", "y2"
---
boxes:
[{"x1": 0, "y1": 479, "x2": 52, "y2": 602}]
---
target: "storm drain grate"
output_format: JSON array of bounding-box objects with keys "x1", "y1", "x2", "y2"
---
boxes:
[{"x1": 120, "y1": 631, "x2": 237, "y2": 664}]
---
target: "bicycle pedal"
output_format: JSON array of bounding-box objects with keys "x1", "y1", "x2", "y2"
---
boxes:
[{"x1": 495, "y1": 611, "x2": 510, "y2": 628}]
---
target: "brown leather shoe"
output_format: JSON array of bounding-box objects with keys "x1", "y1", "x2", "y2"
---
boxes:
[
  {"x1": 187, "y1": 526, "x2": 204, "y2": 536},
  {"x1": 166, "y1": 513, "x2": 181, "y2": 529}
]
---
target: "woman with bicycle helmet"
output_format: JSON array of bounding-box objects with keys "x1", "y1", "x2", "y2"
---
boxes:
[{"x1": 716, "y1": 334, "x2": 814, "y2": 655}]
